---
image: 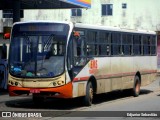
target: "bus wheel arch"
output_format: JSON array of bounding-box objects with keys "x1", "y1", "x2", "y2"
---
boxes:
[
  {"x1": 133, "y1": 72, "x2": 141, "y2": 97},
  {"x1": 83, "y1": 76, "x2": 97, "y2": 106},
  {"x1": 135, "y1": 71, "x2": 141, "y2": 84}
]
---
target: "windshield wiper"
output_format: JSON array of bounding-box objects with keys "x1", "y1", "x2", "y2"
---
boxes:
[
  {"x1": 43, "y1": 34, "x2": 54, "y2": 52},
  {"x1": 38, "y1": 34, "x2": 55, "y2": 72}
]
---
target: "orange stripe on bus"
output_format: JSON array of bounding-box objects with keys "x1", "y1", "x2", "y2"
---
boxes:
[{"x1": 8, "y1": 82, "x2": 73, "y2": 98}]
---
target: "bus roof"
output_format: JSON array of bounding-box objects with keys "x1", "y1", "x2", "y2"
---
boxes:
[
  {"x1": 74, "y1": 23, "x2": 156, "y2": 35},
  {"x1": 12, "y1": 21, "x2": 156, "y2": 35},
  {"x1": 12, "y1": 20, "x2": 72, "y2": 26}
]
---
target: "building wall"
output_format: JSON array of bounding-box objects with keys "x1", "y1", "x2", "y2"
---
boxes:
[
  {"x1": 0, "y1": 0, "x2": 160, "y2": 31},
  {"x1": 22, "y1": 0, "x2": 160, "y2": 31}
]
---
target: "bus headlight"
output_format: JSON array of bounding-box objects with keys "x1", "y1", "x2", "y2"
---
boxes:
[
  {"x1": 57, "y1": 81, "x2": 61, "y2": 85},
  {"x1": 15, "y1": 82, "x2": 18, "y2": 86},
  {"x1": 53, "y1": 82, "x2": 57, "y2": 86},
  {"x1": 11, "y1": 81, "x2": 14, "y2": 85},
  {"x1": 52, "y1": 80, "x2": 64, "y2": 87},
  {"x1": 8, "y1": 80, "x2": 21, "y2": 87}
]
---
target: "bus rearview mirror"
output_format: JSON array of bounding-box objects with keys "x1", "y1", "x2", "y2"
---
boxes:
[{"x1": 4, "y1": 33, "x2": 10, "y2": 39}]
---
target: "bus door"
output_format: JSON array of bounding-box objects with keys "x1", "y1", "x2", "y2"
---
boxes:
[{"x1": 67, "y1": 31, "x2": 87, "y2": 79}]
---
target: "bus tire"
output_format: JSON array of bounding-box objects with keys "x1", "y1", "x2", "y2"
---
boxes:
[
  {"x1": 84, "y1": 81, "x2": 93, "y2": 106},
  {"x1": 133, "y1": 75, "x2": 141, "y2": 97}
]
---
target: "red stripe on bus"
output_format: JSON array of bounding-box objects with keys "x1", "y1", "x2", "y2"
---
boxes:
[
  {"x1": 73, "y1": 70, "x2": 157, "y2": 82},
  {"x1": 73, "y1": 76, "x2": 89, "y2": 81},
  {"x1": 97, "y1": 70, "x2": 157, "y2": 79}
]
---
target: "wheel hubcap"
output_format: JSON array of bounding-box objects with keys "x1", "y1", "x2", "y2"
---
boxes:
[
  {"x1": 135, "y1": 82, "x2": 140, "y2": 93},
  {"x1": 89, "y1": 87, "x2": 93, "y2": 102}
]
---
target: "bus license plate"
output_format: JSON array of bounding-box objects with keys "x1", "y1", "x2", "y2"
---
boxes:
[{"x1": 30, "y1": 89, "x2": 40, "y2": 93}]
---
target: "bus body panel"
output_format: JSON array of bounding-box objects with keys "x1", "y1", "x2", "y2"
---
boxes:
[
  {"x1": 72, "y1": 56, "x2": 157, "y2": 97},
  {"x1": 8, "y1": 81, "x2": 73, "y2": 98},
  {"x1": 8, "y1": 73, "x2": 66, "y2": 88},
  {"x1": 7, "y1": 21, "x2": 157, "y2": 105},
  {"x1": 72, "y1": 81, "x2": 87, "y2": 98}
]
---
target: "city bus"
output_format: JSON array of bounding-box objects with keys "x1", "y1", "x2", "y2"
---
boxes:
[{"x1": 7, "y1": 21, "x2": 157, "y2": 106}]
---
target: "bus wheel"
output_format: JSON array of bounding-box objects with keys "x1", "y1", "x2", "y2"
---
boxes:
[
  {"x1": 133, "y1": 75, "x2": 141, "y2": 97},
  {"x1": 84, "y1": 81, "x2": 93, "y2": 106}
]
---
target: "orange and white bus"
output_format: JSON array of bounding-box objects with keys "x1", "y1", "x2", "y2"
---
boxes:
[{"x1": 8, "y1": 21, "x2": 157, "y2": 106}]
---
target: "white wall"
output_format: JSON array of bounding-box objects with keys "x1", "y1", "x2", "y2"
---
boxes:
[{"x1": 9, "y1": 0, "x2": 160, "y2": 31}]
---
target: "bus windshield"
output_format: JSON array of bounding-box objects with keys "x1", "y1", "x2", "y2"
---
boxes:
[{"x1": 9, "y1": 23, "x2": 69, "y2": 78}]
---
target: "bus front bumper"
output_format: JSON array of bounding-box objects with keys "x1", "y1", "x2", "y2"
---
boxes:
[{"x1": 8, "y1": 82, "x2": 73, "y2": 98}]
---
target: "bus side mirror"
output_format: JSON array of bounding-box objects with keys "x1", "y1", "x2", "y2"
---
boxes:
[
  {"x1": 4, "y1": 33, "x2": 10, "y2": 39},
  {"x1": 73, "y1": 31, "x2": 80, "y2": 40}
]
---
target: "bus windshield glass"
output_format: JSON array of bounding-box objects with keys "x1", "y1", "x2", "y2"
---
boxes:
[{"x1": 9, "y1": 22, "x2": 69, "y2": 78}]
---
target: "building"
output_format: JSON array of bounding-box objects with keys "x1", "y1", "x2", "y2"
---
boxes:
[
  {"x1": 1, "y1": 0, "x2": 160, "y2": 32},
  {"x1": 0, "y1": 0, "x2": 160, "y2": 72}
]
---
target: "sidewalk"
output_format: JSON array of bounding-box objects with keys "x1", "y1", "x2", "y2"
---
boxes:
[{"x1": 141, "y1": 76, "x2": 160, "y2": 92}]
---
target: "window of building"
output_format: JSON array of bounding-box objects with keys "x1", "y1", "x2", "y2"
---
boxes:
[
  {"x1": 71, "y1": 9, "x2": 82, "y2": 17},
  {"x1": 102, "y1": 4, "x2": 113, "y2": 16},
  {"x1": 3, "y1": 10, "x2": 13, "y2": 18},
  {"x1": 3, "y1": 10, "x2": 24, "y2": 18},
  {"x1": 122, "y1": 3, "x2": 127, "y2": 9}
]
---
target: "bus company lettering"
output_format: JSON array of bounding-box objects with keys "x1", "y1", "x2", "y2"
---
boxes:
[{"x1": 89, "y1": 60, "x2": 98, "y2": 74}]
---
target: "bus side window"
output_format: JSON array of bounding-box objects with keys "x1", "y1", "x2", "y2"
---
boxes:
[
  {"x1": 133, "y1": 35, "x2": 142, "y2": 55},
  {"x1": 111, "y1": 33, "x2": 121, "y2": 55},
  {"x1": 150, "y1": 36, "x2": 156, "y2": 55},
  {"x1": 73, "y1": 32, "x2": 86, "y2": 66},
  {"x1": 122, "y1": 34, "x2": 132, "y2": 55},
  {"x1": 86, "y1": 31, "x2": 97, "y2": 56},
  {"x1": 99, "y1": 32, "x2": 110, "y2": 56},
  {"x1": 106, "y1": 45, "x2": 110, "y2": 55},
  {"x1": 143, "y1": 35, "x2": 150, "y2": 55}
]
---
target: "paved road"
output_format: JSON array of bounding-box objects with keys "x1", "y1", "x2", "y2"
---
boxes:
[
  {"x1": 52, "y1": 77, "x2": 160, "y2": 120},
  {"x1": 0, "y1": 76, "x2": 160, "y2": 120}
]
